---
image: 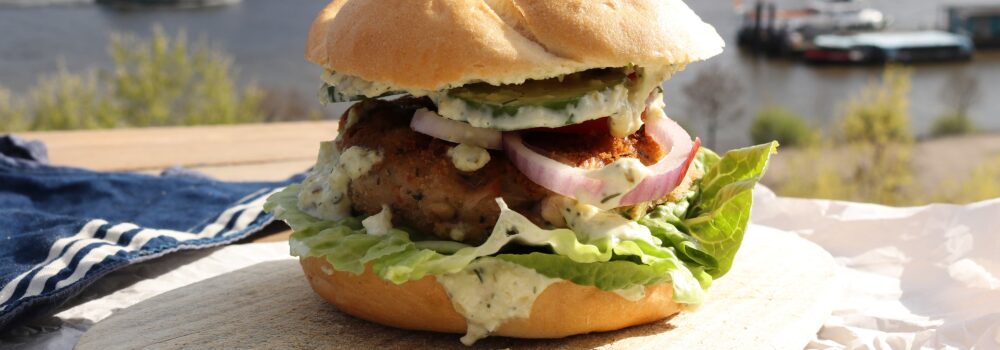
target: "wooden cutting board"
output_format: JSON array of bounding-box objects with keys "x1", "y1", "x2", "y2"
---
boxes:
[{"x1": 76, "y1": 225, "x2": 838, "y2": 349}]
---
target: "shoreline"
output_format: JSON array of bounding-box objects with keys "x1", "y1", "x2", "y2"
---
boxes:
[{"x1": 764, "y1": 132, "x2": 1000, "y2": 202}]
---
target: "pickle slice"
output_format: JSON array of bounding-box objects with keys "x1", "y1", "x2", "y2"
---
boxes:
[
  {"x1": 447, "y1": 68, "x2": 629, "y2": 117},
  {"x1": 321, "y1": 83, "x2": 403, "y2": 103}
]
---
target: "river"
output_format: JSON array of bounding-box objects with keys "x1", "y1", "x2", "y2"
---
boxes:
[{"x1": 0, "y1": 0, "x2": 997, "y2": 149}]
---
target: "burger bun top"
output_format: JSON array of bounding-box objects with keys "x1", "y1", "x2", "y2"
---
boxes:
[{"x1": 306, "y1": 0, "x2": 724, "y2": 91}]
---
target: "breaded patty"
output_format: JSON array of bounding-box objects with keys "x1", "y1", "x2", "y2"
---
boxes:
[{"x1": 338, "y1": 96, "x2": 694, "y2": 244}]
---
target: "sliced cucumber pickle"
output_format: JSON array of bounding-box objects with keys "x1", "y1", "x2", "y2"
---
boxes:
[
  {"x1": 447, "y1": 68, "x2": 629, "y2": 117},
  {"x1": 321, "y1": 83, "x2": 404, "y2": 103}
]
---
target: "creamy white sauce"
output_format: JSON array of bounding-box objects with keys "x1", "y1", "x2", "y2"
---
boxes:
[
  {"x1": 613, "y1": 284, "x2": 647, "y2": 302},
  {"x1": 321, "y1": 70, "x2": 416, "y2": 98},
  {"x1": 289, "y1": 238, "x2": 311, "y2": 257},
  {"x1": 430, "y1": 83, "x2": 631, "y2": 135},
  {"x1": 583, "y1": 158, "x2": 654, "y2": 208},
  {"x1": 556, "y1": 197, "x2": 658, "y2": 246},
  {"x1": 447, "y1": 143, "x2": 491, "y2": 172},
  {"x1": 361, "y1": 205, "x2": 393, "y2": 236},
  {"x1": 448, "y1": 225, "x2": 467, "y2": 241},
  {"x1": 610, "y1": 65, "x2": 680, "y2": 137},
  {"x1": 489, "y1": 198, "x2": 660, "y2": 258},
  {"x1": 429, "y1": 65, "x2": 682, "y2": 137},
  {"x1": 437, "y1": 258, "x2": 557, "y2": 345},
  {"x1": 645, "y1": 92, "x2": 668, "y2": 121},
  {"x1": 297, "y1": 144, "x2": 383, "y2": 221}
]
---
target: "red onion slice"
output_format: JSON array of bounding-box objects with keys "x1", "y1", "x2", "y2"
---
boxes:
[
  {"x1": 619, "y1": 117, "x2": 700, "y2": 206},
  {"x1": 503, "y1": 115, "x2": 698, "y2": 208},
  {"x1": 503, "y1": 133, "x2": 604, "y2": 200},
  {"x1": 411, "y1": 108, "x2": 502, "y2": 150}
]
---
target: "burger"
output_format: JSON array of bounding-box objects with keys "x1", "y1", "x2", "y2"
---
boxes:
[{"x1": 265, "y1": 0, "x2": 777, "y2": 345}]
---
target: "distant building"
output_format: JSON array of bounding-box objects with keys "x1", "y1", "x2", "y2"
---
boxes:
[{"x1": 947, "y1": 5, "x2": 1000, "y2": 49}]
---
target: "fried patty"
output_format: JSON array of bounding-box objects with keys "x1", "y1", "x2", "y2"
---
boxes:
[{"x1": 337, "y1": 96, "x2": 690, "y2": 244}]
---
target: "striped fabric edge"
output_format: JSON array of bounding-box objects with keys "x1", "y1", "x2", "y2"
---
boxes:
[{"x1": 0, "y1": 186, "x2": 284, "y2": 328}]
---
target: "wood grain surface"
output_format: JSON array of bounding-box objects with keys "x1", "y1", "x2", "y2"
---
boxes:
[
  {"x1": 77, "y1": 225, "x2": 838, "y2": 350},
  {"x1": 21, "y1": 121, "x2": 338, "y2": 181}
]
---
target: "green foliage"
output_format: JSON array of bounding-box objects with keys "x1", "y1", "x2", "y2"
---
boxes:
[
  {"x1": 839, "y1": 66, "x2": 913, "y2": 145},
  {"x1": 835, "y1": 66, "x2": 914, "y2": 205},
  {"x1": 930, "y1": 113, "x2": 975, "y2": 138},
  {"x1": 3, "y1": 26, "x2": 269, "y2": 131},
  {"x1": 684, "y1": 142, "x2": 777, "y2": 277},
  {"x1": 936, "y1": 156, "x2": 1000, "y2": 204},
  {"x1": 106, "y1": 26, "x2": 263, "y2": 127},
  {"x1": 29, "y1": 65, "x2": 119, "y2": 130},
  {"x1": 771, "y1": 66, "x2": 917, "y2": 206},
  {"x1": 750, "y1": 106, "x2": 818, "y2": 147},
  {"x1": 0, "y1": 87, "x2": 26, "y2": 133},
  {"x1": 769, "y1": 147, "x2": 852, "y2": 201}
]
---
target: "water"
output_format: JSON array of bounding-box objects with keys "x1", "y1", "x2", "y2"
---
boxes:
[{"x1": 0, "y1": 0, "x2": 997, "y2": 149}]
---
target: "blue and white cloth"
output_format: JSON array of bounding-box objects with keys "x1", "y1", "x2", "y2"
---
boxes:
[{"x1": 0, "y1": 135, "x2": 302, "y2": 331}]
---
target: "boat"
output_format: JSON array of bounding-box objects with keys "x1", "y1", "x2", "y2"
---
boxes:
[
  {"x1": 737, "y1": 0, "x2": 887, "y2": 56},
  {"x1": 803, "y1": 31, "x2": 973, "y2": 64},
  {"x1": 95, "y1": 0, "x2": 240, "y2": 10},
  {"x1": 947, "y1": 5, "x2": 1000, "y2": 49}
]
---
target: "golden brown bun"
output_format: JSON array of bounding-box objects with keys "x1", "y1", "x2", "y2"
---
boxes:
[
  {"x1": 306, "y1": 0, "x2": 724, "y2": 91},
  {"x1": 300, "y1": 256, "x2": 683, "y2": 339}
]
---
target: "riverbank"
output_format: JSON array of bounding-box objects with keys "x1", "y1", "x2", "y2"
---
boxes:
[{"x1": 764, "y1": 133, "x2": 1000, "y2": 204}]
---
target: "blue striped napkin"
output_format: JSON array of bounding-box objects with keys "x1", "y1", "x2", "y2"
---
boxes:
[{"x1": 0, "y1": 135, "x2": 302, "y2": 331}]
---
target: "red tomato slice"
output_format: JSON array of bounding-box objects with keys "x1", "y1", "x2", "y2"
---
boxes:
[{"x1": 527, "y1": 117, "x2": 610, "y2": 135}]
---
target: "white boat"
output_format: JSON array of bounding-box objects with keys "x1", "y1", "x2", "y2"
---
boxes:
[{"x1": 738, "y1": 0, "x2": 888, "y2": 55}]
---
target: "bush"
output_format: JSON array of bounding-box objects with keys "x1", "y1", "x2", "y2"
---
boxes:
[
  {"x1": 839, "y1": 65, "x2": 913, "y2": 145},
  {"x1": 835, "y1": 65, "x2": 914, "y2": 205},
  {"x1": 750, "y1": 106, "x2": 817, "y2": 147},
  {"x1": 769, "y1": 147, "x2": 852, "y2": 200},
  {"x1": 3, "y1": 26, "x2": 268, "y2": 132},
  {"x1": 943, "y1": 156, "x2": 1000, "y2": 204},
  {"x1": 29, "y1": 65, "x2": 118, "y2": 130},
  {"x1": 0, "y1": 87, "x2": 26, "y2": 133},
  {"x1": 107, "y1": 26, "x2": 263, "y2": 127},
  {"x1": 771, "y1": 66, "x2": 917, "y2": 205},
  {"x1": 930, "y1": 113, "x2": 975, "y2": 138}
]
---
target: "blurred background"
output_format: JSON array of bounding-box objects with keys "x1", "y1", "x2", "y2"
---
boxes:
[{"x1": 0, "y1": 0, "x2": 997, "y2": 205}]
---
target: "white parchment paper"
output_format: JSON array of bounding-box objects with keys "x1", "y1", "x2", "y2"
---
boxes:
[
  {"x1": 2, "y1": 187, "x2": 999, "y2": 349},
  {"x1": 752, "y1": 187, "x2": 1000, "y2": 349}
]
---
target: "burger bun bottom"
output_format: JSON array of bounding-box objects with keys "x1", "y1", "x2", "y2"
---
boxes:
[{"x1": 300, "y1": 256, "x2": 683, "y2": 339}]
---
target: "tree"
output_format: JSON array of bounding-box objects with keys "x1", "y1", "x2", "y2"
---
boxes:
[
  {"x1": 750, "y1": 106, "x2": 818, "y2": 147},
  {"x1": 931, "y1": 70, "x2": 980, "y2": 137},
  {"x1": 837, "y1": 65, "x2": 914, "y2": 205},
  {"x1": 941, "y1": 70, "x2": 981, "y2": 120},
  {"x1": 682, "y1": 65, "x2": 745, "y2": 150}
]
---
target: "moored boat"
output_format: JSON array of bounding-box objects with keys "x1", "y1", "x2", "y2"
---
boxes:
[{"x1": 804, "y1": 31, "x2": 973, "y2": 64}]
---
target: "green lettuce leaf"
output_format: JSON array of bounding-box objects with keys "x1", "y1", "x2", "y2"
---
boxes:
[
  {"x1": 684, "y1": 141, "x2": 779, "y2": 277},
  {"x1": 268, "y1": 186, "x2": 704, "y2": 301},
  {"x1": 264, "y1": 141, "x2": 778, "y2": 304}
]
